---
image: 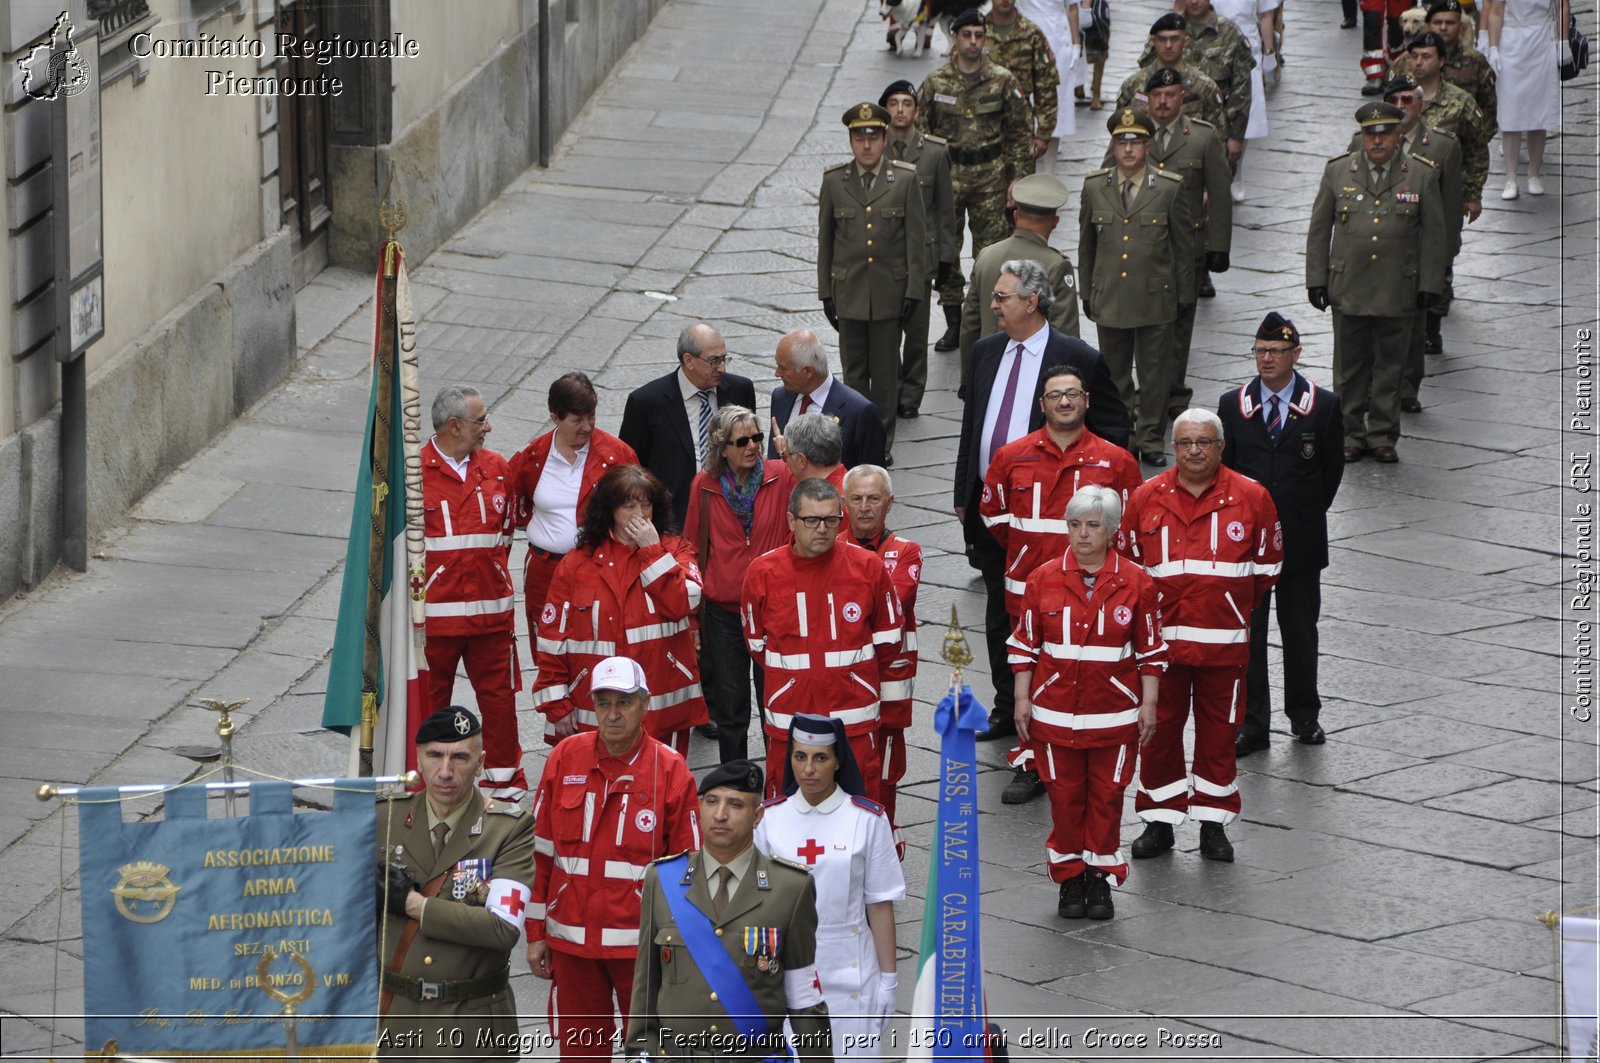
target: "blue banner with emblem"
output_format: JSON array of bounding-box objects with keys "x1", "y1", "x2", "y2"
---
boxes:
[{"x1": 77, "y1": 779, "x2": 378, "y2": 1058}]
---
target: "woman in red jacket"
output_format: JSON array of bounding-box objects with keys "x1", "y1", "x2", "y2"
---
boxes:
[
  {"x1": 531, "y1": 466, "x2": 707, "y2": 754},
  {"x1": 1008, "y1": 485, "x2": 1167, "y2": 922},
  {"x1": 508, "y1": 372, "x2": 638, "y2": 662},
  {"x1": 682, "y1": 405, "x2": 794, "y2": 764}
]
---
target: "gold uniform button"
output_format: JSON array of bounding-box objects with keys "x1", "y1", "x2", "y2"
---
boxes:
[
  {"x1": 423, "y1": 956, "x2": 433, "y2": 966},
  {"x1": 1370, "y1": 253, "x2": 1379, "y2": 260},
  {"x1": 867, "y1": 239, "x2": 874, "y2": 247},
  {"x1": 867, "y1": 256, "x2": 875, "y2": 263},
  {"x1": 866, "y1": 205, "x2": 872, "y2": 213},
  {"x1": 709, "y1": 1025, "x2": 719, "y2": 1034},
  {"x1": 710, "y1": 992, "x2": 719, "y2": 1002},
  {"x1": 1121, "y1": 253, "x2": 1129, "y2": 260},
  {"x1": 715, "y1": 928, "x2": 723, "y2": 937},
  {"x1": 1372, "y1": 235, "x2": 1379, "y2": 241},
  {"x1": 1122, "y1": 235, "x2": 1130, "y2": 242},
  {"x1": 866, "y1": 223, "x2": 874, "y2": 230},
  {"x1": 1121, "y1": 271, "x2": 1128, "y2": 278}
]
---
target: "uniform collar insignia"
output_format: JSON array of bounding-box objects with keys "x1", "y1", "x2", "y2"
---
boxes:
[
  {"x1": 755, "y1": 868, "x2": 771, "y2": 890},
  {"x1": 470, "y1": 816, "x2": 483, "y2": 836}
]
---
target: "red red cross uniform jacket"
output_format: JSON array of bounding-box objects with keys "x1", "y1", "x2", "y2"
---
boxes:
[
  {"x1": 422, "y1": 441, "x2": 516, "y2": 635},
  {"x1": 531, "y1": 535, "x2": 708, "y2": 744},
  {"x1": 526, "y1": 732, "x2": 701, "y2": 958},
  {"x1": 740, "y1": 542, "x2": 904, "y2": 739},
  {"x1": 980, "y1": 428, "x2": 1146, "y2": 616},
  {"x1": 1007, "y1": 550, "x2": 1168, "y2": 749},
  {"x1": 855, "y1": 529, "x2": 923, "y2": 728},
  {"x1": 1121, "y1": 466, "x2": 1282, "y2": 666}
]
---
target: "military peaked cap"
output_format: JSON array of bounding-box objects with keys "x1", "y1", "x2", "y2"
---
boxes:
[
  {"x1": 1109, "y1": 105, "x2": 1154, "y2": 139},
  {"x1": 844, "y1": 102, "x2": 891, "y2": 130},
  {"x1": 1356, "y1": 101, "x2": 1406, "y2": 132}
]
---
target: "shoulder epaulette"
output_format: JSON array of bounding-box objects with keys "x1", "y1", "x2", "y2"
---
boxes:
[
  {"x1": 769, "y1": 855, "x2": 812, "y2": 874},
  {"x1": 762, "y1": 794, "x2": 789, "y2": 809},
  {"x1": 825, "y1": 161, "x2": 850, "y2": 174},
  {"x1": 1410, "y1": 153, "x2": 1439, "y2": 168},
  {"x1": 1327, "y1": 150, "x2": 1356, "y2": 162},
  {"x1": 851, "y1": 795, "x2": 887, "y2": 817},
  {"x1": 1084, "y1": 166, "x2": 1112, "y2": 179},
  {"x1": 485, "y1": 801, "x2": 525, "y2": 817},
  {"x1": 652, "y1": 849, "x2": 692, "y2": 864},
  {"x1": 891, "y1": 159, "x2": 918, "y2": 172},
  {"x1": 1428, "y1": 126, "x2": 1459, "y2": 140},
  {"x1": 923, "y1": 133, "x2": 948, "y2": 145},
  {"x1": 1156, "y1": 169, "x2": 1184, "y2": 182},
  {"x1": 1187, "y1": 117, "x2": 1216, "y2": 129}
]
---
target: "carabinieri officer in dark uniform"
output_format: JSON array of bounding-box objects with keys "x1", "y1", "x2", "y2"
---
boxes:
[{"x1": 626, "y1": 760, "x2": 833, "y2": 1063}]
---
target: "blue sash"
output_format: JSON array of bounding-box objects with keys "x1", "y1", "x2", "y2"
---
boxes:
[{"x1": 657, "y1": 854, "x2": 792, "y2": 1062}]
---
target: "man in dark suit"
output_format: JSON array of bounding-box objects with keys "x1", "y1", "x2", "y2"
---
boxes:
[
  {"x1": 954, "y1": 259, "x2": 1128, "y2": 741},
  {"x1": 619, "y1": 322, "x2": 758, "y2": 532},
  {"x1": 1219, "y1": 313, "x2": 1344, "y2": 754},
  {"x1": 770, "y1": 329, "x2": 888, "y2": 468}
]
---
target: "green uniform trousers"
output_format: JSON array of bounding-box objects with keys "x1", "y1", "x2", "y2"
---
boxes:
[
  {"x1": 1099, "y1": 322, "x2": 1175, "y2": 455},
  {"x1": 840, "y1": 316, "x2": 904, "y2": 452},
  {"x1": 899, "y1": 275, "x2": 936, "y2": 411},
  {"x1": 1333, "y1": 310, "x2": 1411, "y2": 450}
]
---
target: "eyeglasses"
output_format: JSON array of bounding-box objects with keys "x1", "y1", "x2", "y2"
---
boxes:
[
  {"x1": 991, "y1": 291, "x2": 1022, "y2": 303},
  {"x1": 690, "y1": 352, "x2": 731, "y2": 369},
  {"x1": 793, "y1": 514, "x2": 844, "y2": 528},
  {"x1": 726, "y1": 432, "x2": 765, "y2": 448},
  {"x1": 462, "y1": 414, "x2": 490, "y2": 426},
  {"x1": 1251, "y1": 346, "x2": 1296, "y2": 357},
  {"x1": 1174, "y1": 438, "x2": 1219, "y2": 451},
  {"x1": 1043, "y1": 388, "x2": 1085, "y2": 403}
]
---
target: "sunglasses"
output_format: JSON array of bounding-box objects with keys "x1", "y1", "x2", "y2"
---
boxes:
[{"x1": 726, "y1": 432, "x2": 765, "y2": 448}]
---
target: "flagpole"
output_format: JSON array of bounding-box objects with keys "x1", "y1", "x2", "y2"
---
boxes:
[{"x1": 359, "y1": 173, "x2": 410, "y2": 776}]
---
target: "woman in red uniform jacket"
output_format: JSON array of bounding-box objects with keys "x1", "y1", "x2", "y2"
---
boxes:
[
  {"x1": 1008, "y1": 485, "x2": 1167, "y2": 922},
  {"x1": 531, "y1": 466, "x2": 708, "y2": 753}
]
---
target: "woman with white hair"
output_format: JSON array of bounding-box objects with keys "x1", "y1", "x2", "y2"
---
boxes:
[{"x1": 1006, "y1": 485, "x2": 1167, "y2": 922}]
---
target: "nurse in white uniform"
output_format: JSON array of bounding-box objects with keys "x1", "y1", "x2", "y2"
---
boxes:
[{"x1": 755, "y1": 714, "x2": 905, "y2": 1059}]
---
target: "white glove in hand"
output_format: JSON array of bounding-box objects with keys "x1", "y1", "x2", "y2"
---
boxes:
[
  {"x1": 1556, "y1": 35, "x2": 1574, "y2": 68},
  {"x1": 1487, "y1": 44, "x2": 1503, "y2": 74},
  {"x1": 876, "y1": 971, "x2": 899, "y2": 1033},
  {"x1": 1477, "y1": 29, "x2": 1490, "y2": 52}
]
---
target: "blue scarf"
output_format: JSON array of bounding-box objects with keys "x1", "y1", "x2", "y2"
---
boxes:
[{"x1": 719, "y1": 458, "x2": 763, "y2": 537}]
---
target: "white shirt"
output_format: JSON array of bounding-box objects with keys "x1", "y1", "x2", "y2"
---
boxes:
[
  {"x1": 792, "y1": 374, "x2": 834, "y2": 418},
  {"x1": 525, "y1": 441, "x2": 587, "y2": 553},
  {"x1": 678, "y1": 368, "x2": 717, "y2": 461},
  {"x1": 976, "y1": 321, "x2": 1049, "y2": 481},
  {"x1": 429, "y1": 437, "x2": 471, "y2": 481}
]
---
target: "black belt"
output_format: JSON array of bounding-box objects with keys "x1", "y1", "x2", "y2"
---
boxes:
[
  {"x1": 528, "y1": 544, "x2": 566, "y2": 562},
  {"x1": 381, "y1": 965, "x2": 509, "y2": 1003},
  {"x1": 949, "y1": 143, "x2": 1003, "y2": 166}
]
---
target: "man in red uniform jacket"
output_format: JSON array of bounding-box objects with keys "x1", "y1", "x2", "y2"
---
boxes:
[
  {"x1": 844, "y1": 463, "x2": 921, "y2": 846},
  {"x1": 741, "y1": 479, "x2": 904, "y2": 799},
  {"x1": 1122, "y1": 409, "x2": 1281, "y2": 862},
  {"x1": 421, "y1": 386, "x2": 525, "y2": 803},
  {"x1": 525, "y1": 656, "x2": 700, "y2": 1062},
  {"x1": 981, "y1": 366, "x2": 1144, "y2": 804}
]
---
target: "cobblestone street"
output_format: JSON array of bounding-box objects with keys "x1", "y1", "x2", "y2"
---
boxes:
[{"x1": 0, "y1": 0, "x2": 1595, "y2": 1057}]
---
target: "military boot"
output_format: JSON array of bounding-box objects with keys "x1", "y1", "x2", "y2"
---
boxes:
[
  {"x1": 1057, "y1": 873, "x2": 1087, "y2": 919},
  {"x1": 1084, "y1": 869, "x2": 1114, "y2": 920},
  {"x1": 1130, "y1": 821, "x2": 1174, "y2": 858},
  {"x1": 934, "y1": 306, "x2": 960, "y2": 352}
]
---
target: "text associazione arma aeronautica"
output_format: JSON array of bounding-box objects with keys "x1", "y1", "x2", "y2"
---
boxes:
[{"x1": 128, "y1": 29, "x2": 420, "y2": 97}]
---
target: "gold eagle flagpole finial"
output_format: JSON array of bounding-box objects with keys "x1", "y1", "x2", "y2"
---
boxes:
[{"x1": 940, "y1": 604, "x2": 974, "y2": 688}]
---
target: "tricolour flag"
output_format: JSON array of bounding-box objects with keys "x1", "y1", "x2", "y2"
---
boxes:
[
  {"x1": 321, "y1": 239, "x2": 428, "y2": 777},
  {"x1": 910, "y1": 683, "x2": 995, "y2": 1062}
]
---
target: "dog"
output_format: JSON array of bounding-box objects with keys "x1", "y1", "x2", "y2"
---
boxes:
[
  {"x1": 926, "y1": 0, "x2": 969, "y2": 52},
  {"x1": 1399, "y1": 5, "x2": 1430, "y2": 47},
  {"x1": 881, "y1": 0, "x2": 934, "y2": 56}
]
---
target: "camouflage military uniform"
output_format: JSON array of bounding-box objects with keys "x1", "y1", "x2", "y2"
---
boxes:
[
  {"x1": 1116, "y1": 64, "x2": 1228, "y2": 134},
  {"x1": 917, "y1": 61, "x2": 1036, "y2": 308},
  {"x1": 1393, "y1": 43, "x2": 1498, "y2": 139},
  {"x1": 986, "y1": 13, "x2": 1060, "y2": 143},
  {"x1": 1181, "y1": 14, "x2": 1254, "y2": 142},
  {"x1": 1419, "y1": 79, "x2": 1490, "y2": 206}
]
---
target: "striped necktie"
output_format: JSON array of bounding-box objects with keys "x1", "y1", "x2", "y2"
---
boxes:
[
  {"x1": 1267, "y1": 395, "x2": 1284, "y2": 443},
  {"x1": 696, "y1": 390, "x2": 713, "y2": 462}
]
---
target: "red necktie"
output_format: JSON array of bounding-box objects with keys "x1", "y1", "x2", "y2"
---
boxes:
[
  {"x1": 799, "y1": 394, "x2": 813, "y2": 415},
  {"x1": 986, "y1": 344, "x2": 1026, "y2": 465}
]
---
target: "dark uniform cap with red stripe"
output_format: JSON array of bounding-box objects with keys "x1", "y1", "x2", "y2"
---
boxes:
[{"x1": 1256, "y1": 312, "x2": 1300, "y2": 346}]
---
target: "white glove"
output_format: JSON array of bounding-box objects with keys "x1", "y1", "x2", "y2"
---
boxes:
[
  {"x1": 1487, "y1": 44, "x2": 1503, "y2": 74},
  {"x1": 1477, "y1": 29, "x2": 1491, "y2": 52},
  {"x1": 1556, "y1": 35, "x2": 1574, "y2": 68},
  {"x1": 1262, "y1": 50, "x2": 1278, "y2": 74},
  {"x1": 875, "y1": 971, "x2": 898, "y2": 1033}
]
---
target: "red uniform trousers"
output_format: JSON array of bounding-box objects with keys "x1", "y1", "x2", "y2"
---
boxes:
[
  {"x1": 1135, "y1": 662, "x2": 1245, "y2": 825},
  {"x1": 1037, "y1": 740, "x2": 1137, "y2": 885},
  {"x1": 522, "y1": 547, "x2": 566, "y2": 659},
  {"x1": 765, "y1": 729, "x2": 883, "y2": 803},
  {"x1": 549, "y1": 950, "x2": 635, "y2": 1063},
  {"x1": 425, "y1": 631, "x2": 527, "y2": 802}
]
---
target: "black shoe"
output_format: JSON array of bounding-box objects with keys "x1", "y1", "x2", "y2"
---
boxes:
[
  {"x1": 1001, "y1": 767, "x2": 1044, "y2": 805},
  {"x1": 1292, "y1": 720, "x2": 1326, "y2": 745},
  {"x1": 1140, "y1": 451, "x2": 1167, "y2": 467},
  {"x1": 1130, "y1": 822, "x2": 1174, "y2": 859},
  {"x1": 883, "y1": 454, "x2": 894, "y2": 468},
  {"x1": 1198, "y1": 822, "x2": 1234, "y2": 862},
  {"x1": 1423, "y1": 335, "x2": 1443, "y2": 354},
  {"x1": 1197, "y1": 277, "x2": 1216, "y2": 299},
  {"x1": 1058, "y1": 874, "x2": 1087, "y2": 918},
  {"x1": 1084, "y1": 870, "x2": 1114, "y2": 920},
  {"x1": 976, "y1": 710, "x2": 1016, "y2": 742},
  {"x1": 1235, "y1": 729, "x2": 1270, "y2": 757},
  {"x1": 1400, "y1": 397, "x2": 1423, "y2": 413},
  {"x1": 1361, "y1": 78, "x2": 1384, "y2": 95},
  {"x1": 1341, "y1": 16, "x2": 1358, "y2": 27},
  {"x1": 898, "y1": 405, "x2": 920, "y2": 419},
  {"x1": 694, "y1": 722, "x2": 720, "y2": 740}
]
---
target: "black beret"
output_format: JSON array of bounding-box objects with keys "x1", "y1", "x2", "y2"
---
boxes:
[
  {"x1": 951, "y1": 8, "x2": 986, "y2": 32},
  {"x1": 1256, "y1": 312, "x2": 1300, "y2": 346},
  {"x1": 415, "y1": 705, "x2": 480, "y2": 745},
  {"x1": 1426, "y1": 0, "x2": 1463, "y2": 17},
  {"x1": 1382, "y1": 73, "x2": 1421, "y2": 98},
  {"x1": 1145, "y1": 66, "x2": 1184, "y2": 91},
  {"x1": 1151, "y1": 13, "x2": 1188, "y2": 33},
  {"x1": 1408, "y1": 30, "x2": 1446, "y2": 51},
  {"x1": 699, "y1": 759, "x2": 764, "y2": 796},
  {"x1": 879, "y1": 79, "x2": 917, "y2": 108}
]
